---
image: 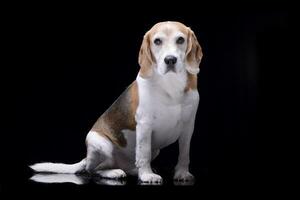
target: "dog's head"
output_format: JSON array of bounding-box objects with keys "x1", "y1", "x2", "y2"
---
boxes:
[{"x1": 138, "y1": 21, "x2": 203, "y2": 78}]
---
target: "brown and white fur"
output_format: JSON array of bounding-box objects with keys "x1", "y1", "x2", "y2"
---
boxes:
[{"x1": 30, "y1": 21, "x2": 203, "y2": 183}]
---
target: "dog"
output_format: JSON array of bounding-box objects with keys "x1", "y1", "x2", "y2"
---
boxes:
[{"x1": 30, "y1": 21, "x2": 203, "y2": 183}]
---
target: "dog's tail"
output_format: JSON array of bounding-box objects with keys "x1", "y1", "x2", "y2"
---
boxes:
[{"x1": 29, "y1": 158, "x2": 86, "y2": 174}]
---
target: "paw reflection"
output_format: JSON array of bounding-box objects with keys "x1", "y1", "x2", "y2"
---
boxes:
[
  {"x1": 93, "y1": 177, "x2": 127, "y2": 185},
  {"x1": 138, "y1": 181, "x2": 163, "y2": 186},
  {"x1": 137, "y1": 179, "x2": 163, "y2": 186},
  {"x1": 173, "y1": 179, "x2": 195, "y2": 186}
]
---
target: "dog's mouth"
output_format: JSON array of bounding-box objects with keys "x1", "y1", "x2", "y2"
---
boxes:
[{"x1": 165, "y1": 65, "x2": 176, "y2": 73}]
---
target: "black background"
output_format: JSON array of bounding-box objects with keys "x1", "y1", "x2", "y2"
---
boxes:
[{"x1": 2, "y1": 2, "x2": 289, "y2": 197}]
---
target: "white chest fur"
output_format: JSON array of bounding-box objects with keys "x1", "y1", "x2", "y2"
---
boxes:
[
  {"x1": 151, "y1": 101, "x2": 183, "y2": 149},
  {"x1": 136, "y1": 71, "x2": 198, "y2": 150}
]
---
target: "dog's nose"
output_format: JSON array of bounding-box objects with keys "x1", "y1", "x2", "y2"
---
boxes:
[{"x1": 164, "y1": 56, "x2": 177, "y2": 66}]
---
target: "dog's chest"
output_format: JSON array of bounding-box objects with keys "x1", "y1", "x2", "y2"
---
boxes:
[
  {"x1": 136, "y1": 72, "x2": 194, "y2": 149},
  {"x1": 151, "y1": 102, "x2": 184, "y2": 149},
  {"x1": 149, "y1": 73, "x2": 190, "y2": 148}
]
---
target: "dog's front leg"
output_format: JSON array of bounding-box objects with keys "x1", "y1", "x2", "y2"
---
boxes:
[
  {"x1": 135, "y1": 121, "x2": 162, "y2": 183},
  {"x1": 174, "y1": 92, "x2": 199, "y2": 182},
  {"x1": 174, "y1": 120, "x2": 195, "y2": 182}
]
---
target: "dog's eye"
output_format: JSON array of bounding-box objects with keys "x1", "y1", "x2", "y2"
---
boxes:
[
  {"x1": 176, "y1": 37, "x2": 185, "y2": 44},
  {"x1": 154, "y1": 38, "x2": 162, "y2": 45}
]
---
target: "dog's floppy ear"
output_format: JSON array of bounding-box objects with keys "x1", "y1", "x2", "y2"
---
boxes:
[
  {"x1": 185, "y1": 28, "x2": 203, "y2": 75},
  {"x1": 138, "y1": 31, "x2": 154, "y2": 78}
]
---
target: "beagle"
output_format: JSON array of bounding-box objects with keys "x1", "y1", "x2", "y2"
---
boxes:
[{"x1": 30, "y1": 21, "x2": 203, "y2": 183}]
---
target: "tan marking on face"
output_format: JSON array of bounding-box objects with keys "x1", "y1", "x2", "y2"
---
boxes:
[
  {"x1": 185, "y1": 28, "x2": 203, "y2": 75},
  {"x1": 91, "y1": 81, "x2": 139, "y2": 147},
  {"x1": 138, "y1": 32, "x2": 153, "y2": 78},
  {"x1": 147, "y1": 21, "x2": 189, "y2": 39},
  {"x1": 184, "y1": 73, "x2": 198, "y2": 92}
]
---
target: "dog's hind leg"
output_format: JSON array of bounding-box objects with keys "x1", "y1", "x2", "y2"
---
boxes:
[
  {"x1": 85, "y1": 131, "x2": 112, "y2": 173},
  {"x1": 95, "y1": 169, "x2": 126, "y2": 179},
  {"x1": 92, "y1": 147, "x2": 127, "y2": 179},
  {"x1": 85, "y1": 131, "x2": 127, "y2": 179},
  {"x1": 85, "y1": 146, "x2": 102, "y2": 173}
]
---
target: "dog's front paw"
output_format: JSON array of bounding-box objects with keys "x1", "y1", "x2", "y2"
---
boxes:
[
  {"x1": 174, "y1": 170, "x2": 194, "y2": 182},
  {"x1": 96, "y1": 169, "x2": 127, "y2": 179},
  {"x1": 139, "y1": 172, "x2": 163, "y2": 183}
]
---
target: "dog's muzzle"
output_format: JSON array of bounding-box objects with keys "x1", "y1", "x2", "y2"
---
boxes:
[{"x1": 164, "y1": 55, "x2": 177, "y2": 72}]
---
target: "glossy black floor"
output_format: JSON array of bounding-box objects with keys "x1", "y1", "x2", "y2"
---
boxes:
[
  {"x1": 1, "y1": 162, "x2": 265, "y2": 199},
  {"x1": 1, "y1": 162, "x2": 210, "y2": 196},
  {"x1": 2, "y1": 157, "x2": 262, "y2": 196}
]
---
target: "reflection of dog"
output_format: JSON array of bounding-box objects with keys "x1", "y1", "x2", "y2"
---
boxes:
[
  {"x1": 30, "y1": 174, "x2": 90, "y2": 185},
  {"x1": 30, "y1": 173, "x2": 126, "y2": 185},
  {"x1": 30, "y1": 21, "x2": 203, "y2": 183}
]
